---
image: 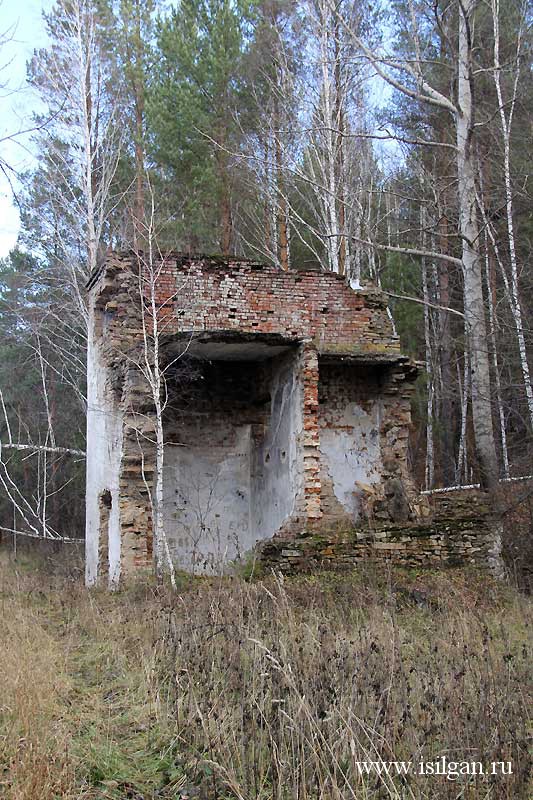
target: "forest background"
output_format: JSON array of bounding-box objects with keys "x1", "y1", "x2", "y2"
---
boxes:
[{"x1": 0, "y1": 0, "x2": 532, "y2": 549}]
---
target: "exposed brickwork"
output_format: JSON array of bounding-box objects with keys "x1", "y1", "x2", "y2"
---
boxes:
[
  {"x1": 301, "y1": 346, "x2": 322, "y2": 521},
  {"x1": 91, "y1": 255, "x2": 156, "y2": 571},
  {"x1": 141, "y1": 254, "x2": 402, "y2": 357}
]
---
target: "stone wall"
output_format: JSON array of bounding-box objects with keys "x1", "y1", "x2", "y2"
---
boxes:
[{"x1": 259, "y1": 490, "x2": 504, "y2": 579}]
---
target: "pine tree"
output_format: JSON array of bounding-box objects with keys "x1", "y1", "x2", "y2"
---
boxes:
[{"x1": 148, "y1": 0, "x2": 254, "y2": 252}]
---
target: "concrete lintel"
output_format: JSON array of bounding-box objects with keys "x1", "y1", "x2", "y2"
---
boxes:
[
  {"x1": 162, "y1": 330, "x2": 300, "y2": 362},
  {"x1": 317, "y1": 352, "x2": 411, "y2": 367}
]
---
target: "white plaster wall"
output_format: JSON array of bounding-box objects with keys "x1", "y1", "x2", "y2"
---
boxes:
[
  {"x1": 162, "y1": 351, "x2": 302, "y2": 573},
  {"x1": 85, "y1": 306, "x2": 124, "y2": 587},
  {"x1": 163, "y1": 424, "x2": 253, "y2": 572},
  {"x1": 251, "y1": 353, "x2": 302, "y2": 541},
  {"x1": 319, "y1": 370, "x2": 383, "y2": 522}
]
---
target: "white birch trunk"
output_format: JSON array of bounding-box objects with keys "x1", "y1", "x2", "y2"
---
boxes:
[
  {"x1": 74, "y1": 2, "x2": 98, "y2": 275},
  {"x1": 491, "y1": 0, "x2": 533, "y2": 435},
  {"x1": 456, "y1": 345, "x2": 470, "y2": 485},
  {"x1": 483, "y1": 233, "x2": 509, "y2": 478},
  {"x1": 456, "y1": 0, "x2": 499, "y2": 488},
  {"x1": 319, "y1": 6, "x2": 340, "y2": 274},
  {"x1": 141, "y1": 199, "x2": 177, "y2": 590}
]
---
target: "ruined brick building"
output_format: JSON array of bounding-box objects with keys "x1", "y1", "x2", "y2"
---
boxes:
[{"x1": 85, "y1": 254, "x2": 503, "y2": 587}]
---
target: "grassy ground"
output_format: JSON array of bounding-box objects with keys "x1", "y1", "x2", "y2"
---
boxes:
[{"x1": 0, "y1": 550, "x2": 531, "y2": 799}]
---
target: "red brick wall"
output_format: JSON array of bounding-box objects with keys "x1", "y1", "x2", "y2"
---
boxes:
[{"x1": 146, "y1": 256, "x2": 401, "y2": 357}]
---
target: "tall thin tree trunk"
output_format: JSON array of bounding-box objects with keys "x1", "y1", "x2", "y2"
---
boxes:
[
  {"x1": 483, "y1": 231, "x2": 509, "y2": 477},
  {"x1": 275, "y1": 124, "x2": 289, "y2": 271},
  {"x1": 134, "y1": 109, "x2": 145, "y2": 238},
  {"x1": 492, "y1": 0, "x2": 533, "y2": 435},
  {"x1": 143, "y1": 222, "x2": 177, "y2": 589},
  {"x1": 133, "y1": 1, "x2": 145, "y2": 237},
  {"x1": 435, "y1": 208, "x2": 456, "y2": 484},
  {"x1": 422, "y1": 241, "x2": 434, "y2": 489},
  {"x1": 456, "y1": 0, "x2": 498, "y2": 489},
  {"x1": 320, "y1": 1, "x2": 339, "y2": 274},
  {"x1": 216, "y1": 123, "x2": 232, "y2": 254},
  {"x1": 76, "y1": 6, "x2": 97, "y2": 274},
  {"x1": 272, "y1": 83, "x2": 289, "y2": 270},
  {"x1": 334, "y1": 15, "x2": 346, "y2": 276},
  {"x1": 456, "y1": 345, "x2": 470, "y2": 485},
  {"x1": 263, "y1": 135, "x2": 274, "y2": 261}
]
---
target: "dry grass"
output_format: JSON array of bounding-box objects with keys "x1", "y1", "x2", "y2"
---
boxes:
[{"x1": 0, "y1": 550, "x2": 531, "y2": 799}]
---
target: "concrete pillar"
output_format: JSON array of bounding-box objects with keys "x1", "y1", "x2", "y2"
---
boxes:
[{"x1": 85, "y1": 306, "x2": 124, "y2": 589}]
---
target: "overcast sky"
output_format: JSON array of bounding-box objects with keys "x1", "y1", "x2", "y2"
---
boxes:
[{"x1": 0, "y1": 0, "x2": 52, "y2": 258}]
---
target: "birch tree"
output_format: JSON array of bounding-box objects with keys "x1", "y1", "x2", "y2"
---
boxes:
[
  {"x1": 1, "y1": 0, "x2": 124, "y2": 543},
  {"x1": 28, "y1": 0, "x2": 123, "y2": 285},
  {"x1": 489, "y1": 0, "x2": 533, "y2": 435},
  {"x1": 0, "y1": 250, "x2": 86, "y2": 542},
  {"x1": 132, "y1": 189, "x2": 180, "y2": 587},
  {"x1": 335, "y1": 0, "x2": 500, "y2": 489}
]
